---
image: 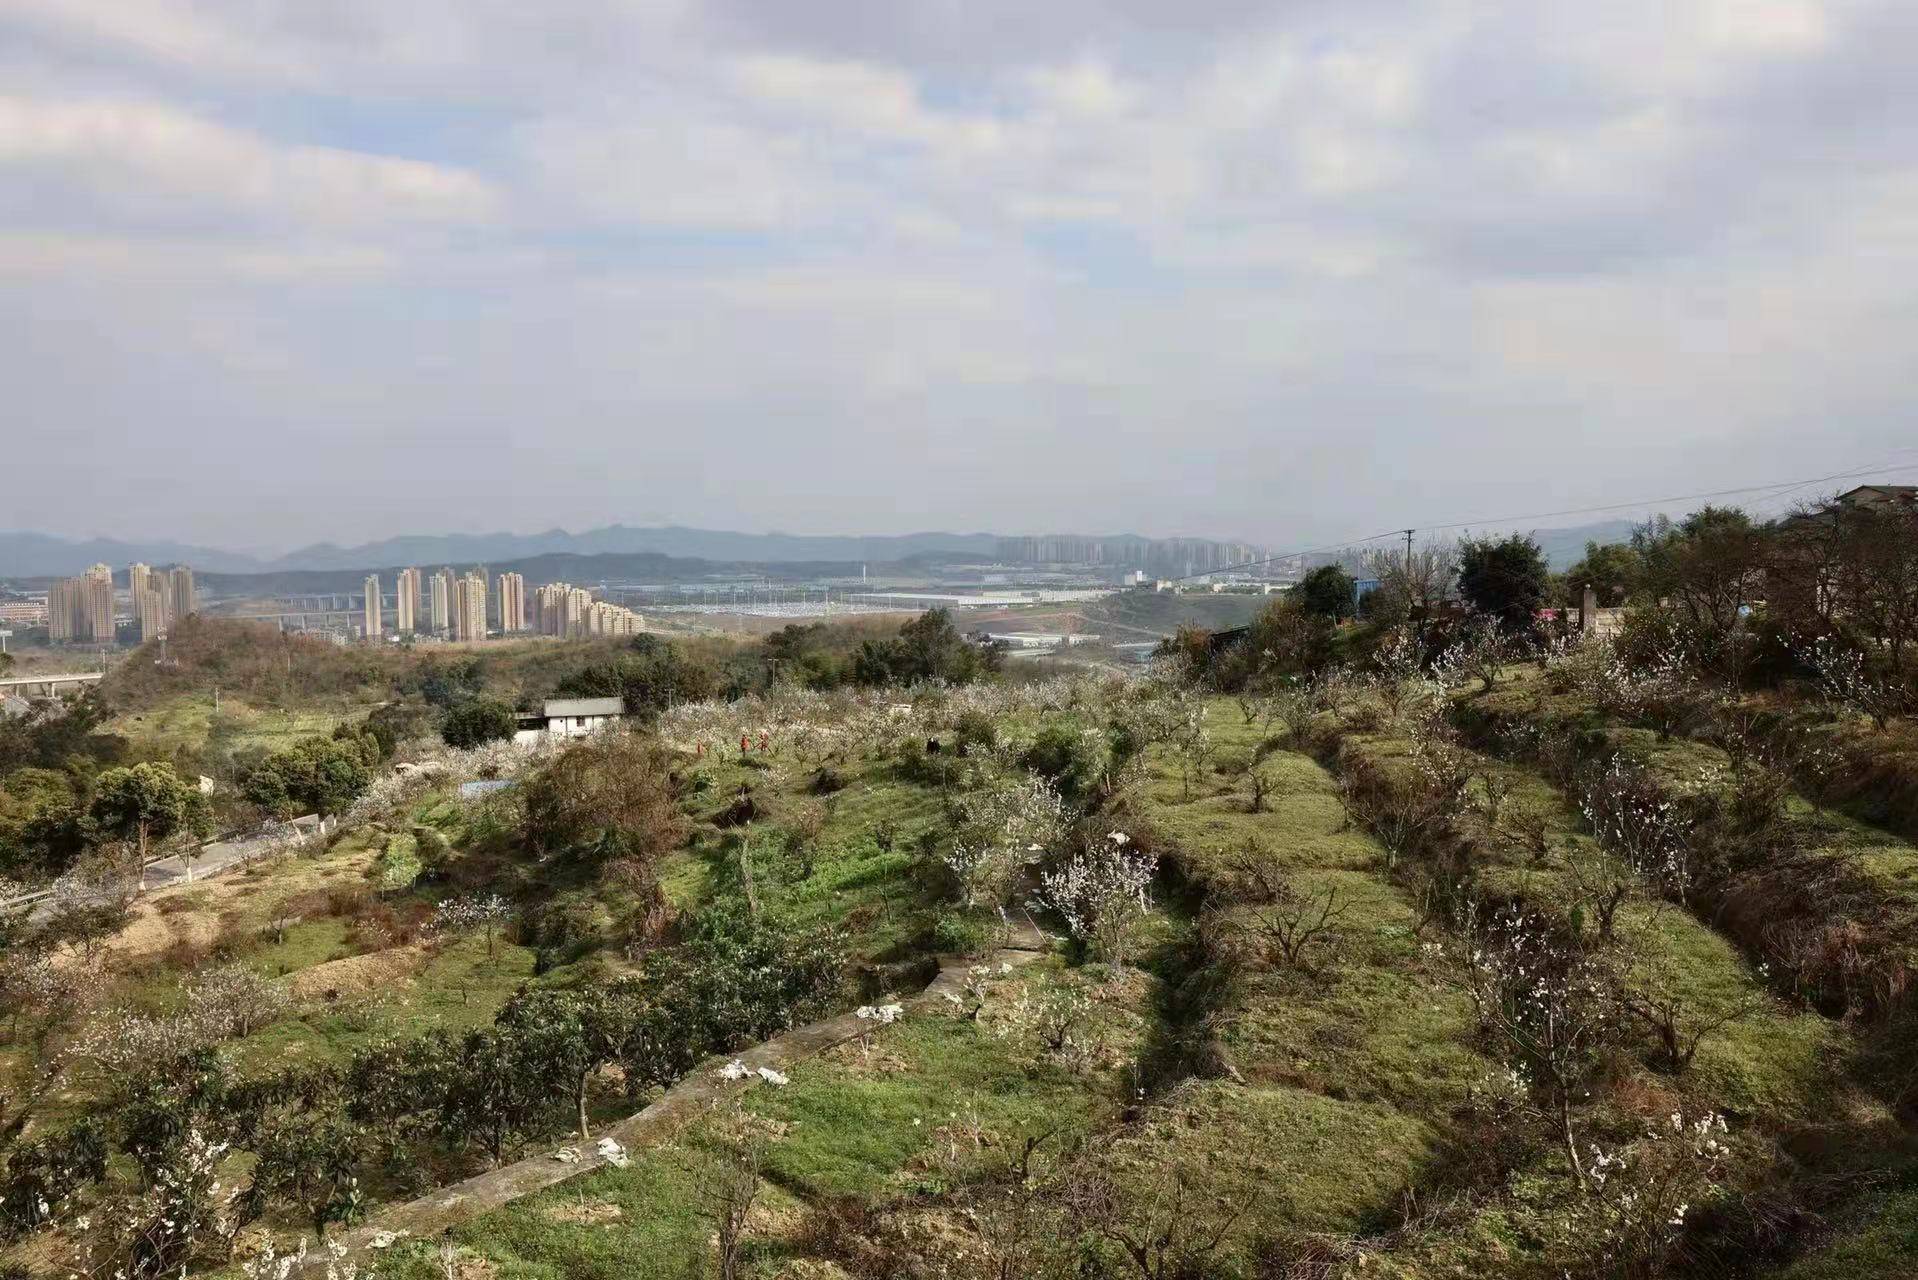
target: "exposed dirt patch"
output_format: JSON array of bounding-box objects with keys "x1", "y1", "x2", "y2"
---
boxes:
[
  {"x1": 57, "y1": 845, "x2": 380, "y2": 968},
  {"x1": 820, "y1": 1039, "x2": 910, "y2": 1075},
  {"x1": 92, "y1": 900, "x2": 222, "y2": 963},
  {"x1": 427, "y1": 1247, "x2": 496, "y2": 1280},
  {"x1": 544, "y1": 1199, "x2": 624, "y2": 1226},
  {"x1": 286, "y1": 943, "x2": 430, "y2": 1003}
]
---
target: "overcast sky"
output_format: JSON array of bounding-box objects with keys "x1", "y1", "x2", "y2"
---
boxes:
[{"x1": 4, "y1": 0, "x2": 1915, "y2": 554}]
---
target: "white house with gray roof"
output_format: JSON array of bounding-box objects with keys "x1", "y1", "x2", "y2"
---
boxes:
[{"x1": 514, "y1": 696, "x2": 626, "y2": 744}]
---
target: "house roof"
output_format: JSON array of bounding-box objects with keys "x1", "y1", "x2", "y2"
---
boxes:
[
  {"x1": 1836, "y1": 484, "x2": 1918, "y2": 508},
  {"x1": 542, "y1": 697, "x2": 625, "y2": 718}
]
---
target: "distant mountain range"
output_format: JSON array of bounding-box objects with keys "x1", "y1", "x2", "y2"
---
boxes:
[
  {"x1": 0, "y1": 526, "x2": 1003, "y2": 579},
  {"x1": 0, "y1": 517, "x2": 1648, "y2": 581},
  {"x1": 1528, "y1": 520, "x2": 1639, "y2": 569}
]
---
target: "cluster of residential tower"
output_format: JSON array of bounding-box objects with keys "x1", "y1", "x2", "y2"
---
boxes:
[
  {"x1": 359, "y1": 569, "x2": 643, "y2": 642},
  {"x1": 46, "y1": 563, "x2": 195, "y2": 643}
]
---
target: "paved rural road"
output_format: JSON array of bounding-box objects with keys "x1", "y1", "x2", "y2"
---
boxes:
[
  {"x1": 7, "y1": 823, "x2": 315, "y2": 921},
  {"x1": 139, "y1": 829, "x2": 283, "y2": 892}
]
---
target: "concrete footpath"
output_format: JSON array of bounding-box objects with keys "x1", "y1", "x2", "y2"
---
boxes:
[{"x1": 294, "y1": 921, "x2": 1050, "y2": 1274}]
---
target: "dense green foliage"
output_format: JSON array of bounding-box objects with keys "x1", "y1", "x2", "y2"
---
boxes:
[
  {"x1": 86, "y1": 762, "x2": 211, "y2": 860},
  {"x1": 521, "y1": 733, "x2": 685, "y2": 863},
  {"x1": 438, "y1": 697, "x2": 517, "y2": 749},
  {"x1": 850, "y1": 608, "x2": 999, "y2": 686},
  {"x1": 553, "y1": 635, "x2": 722, "y2": 718},
  {"x1": 240, "y1": 730, "x2": 384, "y2": 817},
  {"x1": 1295, "y1": 564, "x2": 1356, "y2": 620},
  {"x1": 1457, "y1": 533, "x2": 1550, "y2": 632}
]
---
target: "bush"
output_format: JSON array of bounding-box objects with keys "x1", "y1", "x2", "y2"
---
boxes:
[
  {"x1": 1458, "y1": 534, "x2": 1550, "y2": 633},
  {"x1": 931, "y1": 910, "x2": 995, "y2": 958},
  {"x1": 411, "y1": 825, "x2": 452, "y2": 876},
  {"x1": 851, "y1": 610, "x2": 997, "y2": 687},
  {"x1": 521, "y1": 733, "x2": 685, "y2": 864},
  {"x1": 1020, "y1": 721, "x2": 1106, "y2": 807},
  {"x1": 0, "y1": 1121, "x2": 108, "y2": 1239},
  {"x1": 627, "y1": 911, "x2": 849, "y2": 1088},
  {"x1": 953, "y1": 711, "x2": 997, "y2": 752},
  {"x1": 242, "y1": 735, "x2": 374, "y2": 817},
  {"x1": 440, "y1": 697, "x2": 519, "y2": 750},
  {"x1": 1296, "y1": 565, "x2": 1357, "y2": 620}
]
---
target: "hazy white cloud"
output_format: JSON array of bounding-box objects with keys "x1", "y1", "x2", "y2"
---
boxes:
[
  {"x1": 0, "y1": 95, "x2": 496, "y2": 230},
  {"x1": 1, "y1": 0, "x2": 1914, "y2": 550}
]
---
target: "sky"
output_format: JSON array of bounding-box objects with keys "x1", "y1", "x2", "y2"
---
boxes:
[{"x1": 3, "y1": 0, "x2": 1916, "y2": 556}]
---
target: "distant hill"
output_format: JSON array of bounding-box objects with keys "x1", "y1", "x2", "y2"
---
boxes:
[
  {"x1": 0, "y1": 531, "x2": 266, "y2": 577},
  {"x1": 197, "y1": 551, "x2": 869, "y2": 595},
  {"x1": 0, "y1": 517, "x2": 1643, "y2": 582},
  {"x1": 1523, "y1": 520, "x2": 1640, "y2": 570},
  {"x1": 0, "y1": 526, "x2": 1001, "y2": 579},
  {"x1": 268, "y1": 526, "x2": 1002, "y2": 572}
]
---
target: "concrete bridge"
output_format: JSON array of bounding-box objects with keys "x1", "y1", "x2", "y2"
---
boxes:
[{"x1": 0, "y1": 671, "x2": 104, "y2": 697}]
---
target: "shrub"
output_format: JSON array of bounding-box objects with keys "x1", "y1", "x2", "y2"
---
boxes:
[
  {"x1": 439, "y1": 697, "x2": 519, "y2": 750},
  {"x1": 242, "y1": 736, "x2": 374, "y2": 818},
  {"x1": 944, "y1": 772, "x2": 1066, "y2": 909},
  {"x1": 1336, "y1": 746, "x2": 1460, "y2": 870},
  {"x1": 626, "y1": 911, "x2": 849, "y2": 1089},
  {"x1": 931, "y1": 910, "x2": 995, "y2": 958},
  {"x1": 0, "y1": 1121, "x2": 108, "y2": 1239},
  {"x1": 1457, "y1": 534, "x2": 1550, "y2": 633},
  {"x1": 953, "y1": 710, "x2": 997, "y2": 752},
  {"x1": 1020, "y1": 721, "x2": 1105, "y2": 806},
  {"x1": 521, "y1": 733, "x2": 685, "y2": 864},
  {"x1": 1579, "y1": 759, "x2": 1696, "y2": 903}
]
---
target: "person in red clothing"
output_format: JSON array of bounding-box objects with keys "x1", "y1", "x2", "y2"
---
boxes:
[
  {"x1": 740, "y1": 734, "x2": 750, "y2": 753},
  {"x1": 759, "y1": 732, "x2": 770, "y2": 752}
]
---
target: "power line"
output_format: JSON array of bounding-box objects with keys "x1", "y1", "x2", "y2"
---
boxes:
[
  {"x1": 1411, "y1": 460, "x2": 1918, "y2": 535},
  {"x1": 1161, "y1": 460, "x2": 1918, "y2": 584}
]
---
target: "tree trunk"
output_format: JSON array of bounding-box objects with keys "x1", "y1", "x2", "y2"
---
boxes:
[{"x1": 1557, "y1": 1087, "x2": 1589, "y2": 1193}]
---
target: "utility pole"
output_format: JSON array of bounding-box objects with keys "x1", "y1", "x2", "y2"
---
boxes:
[{"x1": 1404, "y1": 528, "x2": 1417, "y2": 609}]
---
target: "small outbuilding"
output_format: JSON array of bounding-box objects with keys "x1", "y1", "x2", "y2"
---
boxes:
[{"x1": 515, "y1": 696, "x2": 626, "y2": 744}]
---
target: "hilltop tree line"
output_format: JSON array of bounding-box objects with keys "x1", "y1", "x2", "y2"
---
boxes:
[{"x1": 1179, "y1": 496, "x2": 1918, "y2": 703}]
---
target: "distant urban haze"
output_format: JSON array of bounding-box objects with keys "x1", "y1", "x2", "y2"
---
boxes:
[{"x1": 5, "y1": 1, "x2": 1916, "y2": 549}]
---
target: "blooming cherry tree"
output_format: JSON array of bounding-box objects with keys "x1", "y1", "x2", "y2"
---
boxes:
[{"x1": 1039, "y1": 832, "x2": 1158, "y2": 972}]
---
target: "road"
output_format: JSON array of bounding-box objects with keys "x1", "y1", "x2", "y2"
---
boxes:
[
  {"x1": 5, "y1": 822, "x2": 321, "y2": 921},
  {"x1": 138, "y1": 828, "x2": 291, "y2": 893}
]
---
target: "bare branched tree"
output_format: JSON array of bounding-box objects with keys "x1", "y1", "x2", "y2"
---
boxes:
[
  {"x1": 1228, "y1": 856, "x2": 1350, "y2": 970},
  {"x1": 1064, "y1": 1163, "x2": 1254, "y2": 1280},
  {"x1": 1618, "y1": 983, "x2": 1764, "y2": 1075}
]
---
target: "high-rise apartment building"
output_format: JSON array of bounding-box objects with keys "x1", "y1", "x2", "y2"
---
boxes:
[
  {"x1": 49, "y1": 563, "x2": 191, "y2": 644},
  {"x1": 395, "y1": 568, "x2": 419, "y2": 635},
  {"x1": 454, "y1": 570, "x2": 488, "y2": 641},
  {"x1": 135, "y1": 587, "x2": 168, "y2": 642},
  {"x1": 433, "y1": 568, "x2": 457, "y2": 636},
  {"x1": 80, "y1": 564, "x2": 114, "y2": 642},
  {"x1": 49, "y1": 565, "x2": 115, "y2": 644},
  {"x1": 497, "y1": 572, "x2": 526, "y2": 633},
  {"x1": 166, "y1": 566, "x2": 196, "y2": 619},
  {"x1": 429, "y1": 571, "x2": 450, "y2": 637},
  {"x1": 530, "y1": 581, "x2": 642, "y2": 637},
  {"x1": 363, "y1": 574, "x2": 382, "y2": 641},
  {"x1": 48, "y1": 578, "x2": 75, "y2": 643}
]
